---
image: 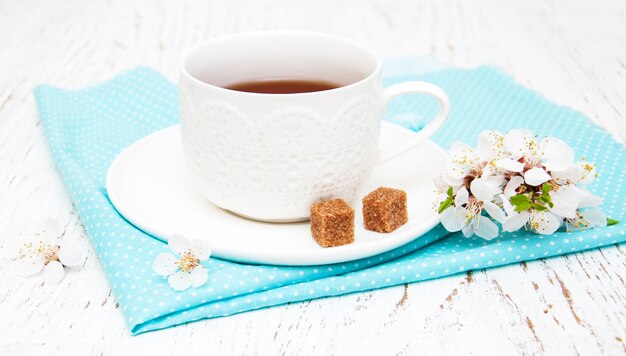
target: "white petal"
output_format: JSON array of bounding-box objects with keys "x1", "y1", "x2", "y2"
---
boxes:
[
  {"x1": 549, "y1": 186, "x2": 582, "y2": 219},
  {"x1": 495, "y1": 159, "x2": 524, "y2": 172},
  {"x1": 500, "y1": 193, "x2": 514, "y2": 214},
  {"x1": 483, "y1": 201, "x2": 506, "y2": 223},
  {"x1": 504, "y1": 129, "x2": 530, "y2": 159},
  {"x1": 449, "y1": 141, "x2": 474, "y2": 157},
  {"x1": 445, "y1": 142, "x2": 478, "y2": 179},
  {"x1": 503, "y1": 211, "x2": 530, "y2": 232},
  {"x1": 190, "y1": 240, "x2": 212, "y2": 261},
  {"x1": 40, "y1": 219, "x2": 62, "y2": 242},
  {"x1": 470, "y1": 177, "x2": 502, "y2": 202},
  {"x1": 533, "y1": 212, "x2": 561, "y2": 235},
  {"x1": 477, "y1": 130, "x2": 504, "y2": 160},
  {"x1": 443, "y1": 168, "x2": 466, "y2": 182},
  {"x1": 441, "y1": 171, "x2": 464, "y2": 187},
  {"x1": 168, "y1": 233, "x2": 191, "y2": 255},
  {"x1": 444, "y1": 160, "x2": 466, "y2": 182},
  {"x1": 455, "y1": 186, "x2": 469, "y2": 206},
  {"x1": 581, "y1": 209, "x2": 607, "y2": 227},
  {"x1": 524, "y1": 168, "x2": 551, "y2": 186},
  {"x1": 443, "y1": 165, "x2": 466, "y2": 182},
  {"x1": 504, "y1": 176, "x2": 524, "y2": 197},
  {"x1": 17, "y1": 255, "x2": 46, "y2": 276},
  {"x1": 435, "y1": 192, "x2": 448, "y2": 207},
  {"x1": 482, "y1": 161, "x2": 497, "y2": 177},
  {"x1": 168, "y1": 271, "x2": 192, "y2": 291},
  {"x1": 576, "y1": 161, "x2": 596, "y2": 185},
  {"x1": 551, "y1": 166, "x2": 581, "y2": 184},
  {"x1": 461, "y1": 224, "x2": 474, "y2": 238},
  {"x1": 433, "y1": 175, "x2": 448, "y2": 191},
  {"x1": 153, "y1": 253, "x2": 179, "y2": 276},
  {"x1": 541, "y1": 137, "x2": 575, "y2": 172},
  {"x1": 489, "y1": 174, "x2": 506, "y2": 186},
  {"x1": 57, "y1": 241, "x2": 83, "y2": 267},
  {"x1": 469, "y1": 179, "x2": 490, "y2": 201},
  {"x1": 43, "y1": 261, "x2": 65, "y2": 284},
  {"x1": 440, "y1": 206, "x2": 465, "y2": 232},
  {"x1": 576, "y1": 188, "x2": 603, "y2": 208},
  {"x1": 190, "y1": 265, "x2": 208, "y2": 288},
  {"x1": 475, "y1": 216, "x2": 499, "y2": 240}
]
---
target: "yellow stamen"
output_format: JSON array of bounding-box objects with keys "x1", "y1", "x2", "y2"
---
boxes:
[
  {"x1": 21, "y1": 240, "x2": 60, "y2": 264},
  {"x1": 38, "y1": 241, "x2": 60, "y2": 264},
  {"x1": 177, "y1": 252, "x2": 199, "y2": 273}
]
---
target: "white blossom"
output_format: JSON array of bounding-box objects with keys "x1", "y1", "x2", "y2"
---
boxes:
[
  {"x1": 549, "y1": 185, "x2": 583, "y2": 219},
  {"x1": 553, "y1": 161, "x2": 597, "y2": 185},
  {"x1": 442, "y1": 142, "x2": 482, "y2": 186},
  {"x1": 503, "y1": 210, "x2": 562, "y2": 235},
  {"x1": 153, "y1": 233, "x2": 211, "y2": 291},
  {"x1": 503, "y1": 129, "x2": 575, "y2": 183},
  {"x1": 439, "y1": 186, "x2": 500, "y2": 240},
  {"x1": 565, "y1": 209, "x2": 607, "y2": 231},
  {"x1": 476, "y1": 131, "x2": 511, "y2": 176},
  {"x1": 524, "y1": 167, "x2": 552, "y2": 186},
  {"x1": 504, "y1": 176, "x2": 524, "y2": 197},
  {"x1": 435, "y1": 128, "x2": 613, "y2": 238},
  {"x1": 17, "y1": 219, "x2": 83, "y2": 284}
]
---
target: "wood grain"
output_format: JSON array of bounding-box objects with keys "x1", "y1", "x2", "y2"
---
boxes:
[{"x1": 0, "y1": 0, "x2": 624, "y2": 354}]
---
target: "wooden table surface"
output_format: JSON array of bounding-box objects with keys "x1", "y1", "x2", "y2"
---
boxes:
[{"x1": 1, "y1": 0, "x2": 625, "y2": 354}]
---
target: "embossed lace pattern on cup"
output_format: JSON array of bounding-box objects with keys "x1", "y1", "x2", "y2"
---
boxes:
[{"x1": 180, "y1": 87, "x2": 380, "y2": 220}]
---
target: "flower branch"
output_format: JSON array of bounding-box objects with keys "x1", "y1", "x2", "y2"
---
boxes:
[{"x1": 435, "y1": 129, "x2": 618, "y2": 239}]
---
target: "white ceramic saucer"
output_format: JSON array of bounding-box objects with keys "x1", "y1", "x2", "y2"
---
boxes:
[{"x1": 106, "y1": 121, "x2": 446, "y2": 266}]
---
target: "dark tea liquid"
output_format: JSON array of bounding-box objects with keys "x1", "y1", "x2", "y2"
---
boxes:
[{"x1": 225, "y1": 78, "x2": 340, "y2": 94}]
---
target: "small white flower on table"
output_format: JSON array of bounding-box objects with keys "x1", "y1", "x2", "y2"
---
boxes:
[
  {"x1": 153, "y1": 234, "x2": 211, "y2": 291},
  {"x1": 17, "y1": 219, "x2": 83, "y2": 284}
]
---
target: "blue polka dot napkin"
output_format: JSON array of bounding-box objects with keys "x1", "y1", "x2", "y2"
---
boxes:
[{"x1": 34, "y1": 58, "x2": 625, "y2": 334}]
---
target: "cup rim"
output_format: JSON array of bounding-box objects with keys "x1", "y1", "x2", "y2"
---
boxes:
[{"x1": 179, "y1": 30, "x2": 382, "y2": 97}]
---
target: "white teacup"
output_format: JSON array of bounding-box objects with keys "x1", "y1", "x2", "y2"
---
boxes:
[{"x1": 179, "y1": 31, "x2": 450, "y2": 222}]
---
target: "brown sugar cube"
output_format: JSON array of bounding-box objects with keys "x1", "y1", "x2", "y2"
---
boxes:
[
  {"x1": 310, "y1": 199, "x2": 355, "y2": 247},
  {"x1": 362, "y1": 187, "x2": 408, "y2": 233}
]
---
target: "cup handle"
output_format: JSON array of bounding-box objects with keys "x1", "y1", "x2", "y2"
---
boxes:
[{"x1": 378, "y1": 82, "x2": 451, "y2": 163}]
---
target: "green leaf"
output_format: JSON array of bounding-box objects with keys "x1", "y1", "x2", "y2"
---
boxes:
[
  {"x1": 548, "y1": 201, "x2": 554, "y2": 208},
  {"x1": 510, "y1": 194, "x2": 531, "y2": 206},
  {"x1": 542, "y1": 183, "x2": 551, "y2": 195},
  {"x1": 514, "y1": 201, "x2": 532, "y2": 212},
  {"x1": 539, "y1": 195, "x2": 550, "y2": 203},
  {"x1": 532, "y1": 203, "x2": 548, "y2": 212},
  {"x1": 607, "y1": 218, "x2": 620, "y2": 226},
  {"x1": 447, "y1": 186, "x2": 453, "y2": 198},
  {"x1": 438, "y1": 198, "x2": 453, "y2": 214}
]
